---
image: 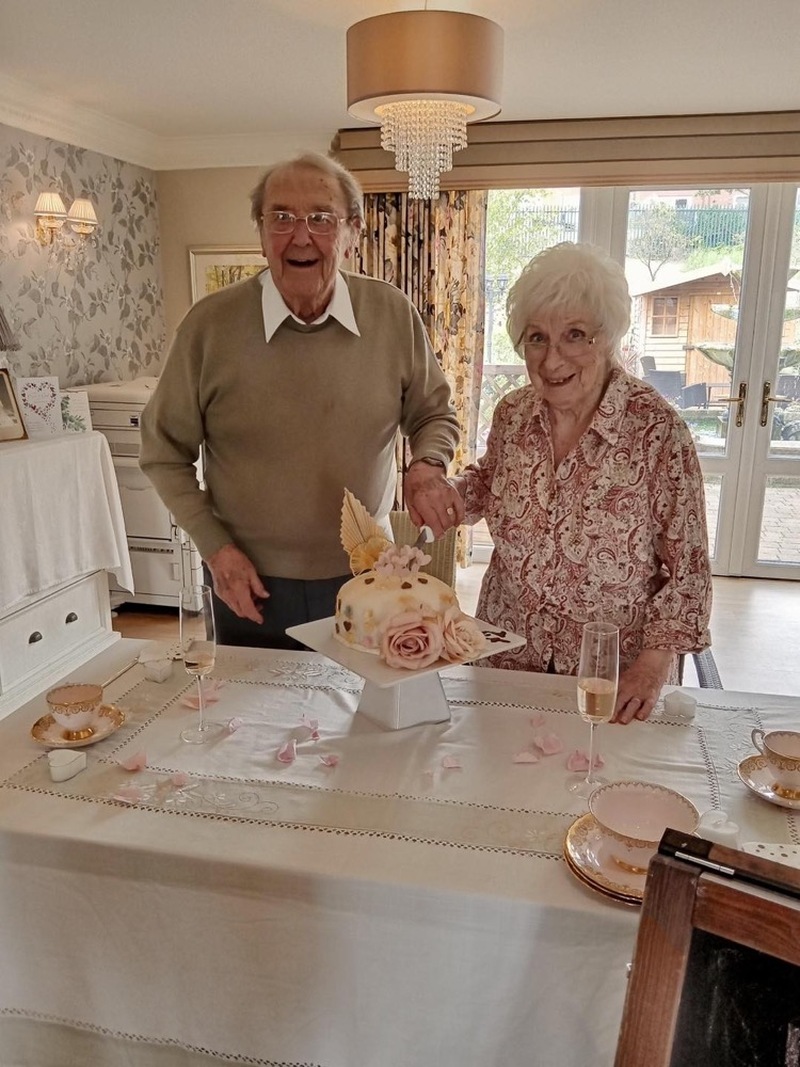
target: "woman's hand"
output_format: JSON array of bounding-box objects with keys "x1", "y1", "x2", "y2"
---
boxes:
[
  {"x1": 206, "y1": 543, "x2": 269, "y2": 622},
  {"x1": 404, "y1": 462, "x2": 464, "y2": 537},
  {"x1": 613, "y1": 649, "x2": 673, "y2": 724}
]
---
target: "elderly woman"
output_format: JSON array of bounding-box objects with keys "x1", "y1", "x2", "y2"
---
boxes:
[{"x1": 453, "y1": 242, "x2": 712, "y2": 723}]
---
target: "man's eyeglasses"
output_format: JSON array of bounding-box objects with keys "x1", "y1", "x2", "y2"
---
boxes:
[
  {"x1": 260, "y1": 211, "x2": 348, "y2": 236},
  {"x1": 522, "y1": 329, "x2": 599, "y2": 358}
]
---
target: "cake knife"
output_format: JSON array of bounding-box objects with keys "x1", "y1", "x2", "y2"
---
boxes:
[{"x1": 414, "y1": 524, "x2": 434, "y2": 549}]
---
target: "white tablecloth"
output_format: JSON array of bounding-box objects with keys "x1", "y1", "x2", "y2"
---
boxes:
[
  {"x1": 0, "y1": 431, "x2": 133, "y2": 611},
  {"x1": 0, "y1": 641, "x2": 797, "y2": 1067}
]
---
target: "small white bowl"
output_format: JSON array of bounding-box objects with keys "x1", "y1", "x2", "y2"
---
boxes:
[{"x1": 589, "y1": 780, "x2": 699, "y2": 875}]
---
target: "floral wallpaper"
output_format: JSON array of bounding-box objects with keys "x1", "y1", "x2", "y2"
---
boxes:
[{"x1": 0, "y1": 122, "x2": 165, "y2": 387}]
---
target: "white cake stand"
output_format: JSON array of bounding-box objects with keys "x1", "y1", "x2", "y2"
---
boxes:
[{"x1": 286, "y1": 617, "x2": 525, "y2": 731}]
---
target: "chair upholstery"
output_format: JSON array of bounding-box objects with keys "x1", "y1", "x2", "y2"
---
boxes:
[
  {"x1": 677, "y1": 648, "x2": 723, "y2": 688},
  {"x1": 389, "y1": 511, "x2": 457, "y2": 588}
]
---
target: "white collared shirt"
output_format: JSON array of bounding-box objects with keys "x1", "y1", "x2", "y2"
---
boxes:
[{"x1": 259, "y1": 269, "x2": 361, "y2": 343}]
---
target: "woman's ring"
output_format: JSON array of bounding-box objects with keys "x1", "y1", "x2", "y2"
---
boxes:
[{"x1": 446, "y1": 506, "x2": 455, "y2": 516}]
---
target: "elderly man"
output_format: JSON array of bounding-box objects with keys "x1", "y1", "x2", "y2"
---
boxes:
[{"x1": 140, "y1": 152, "x2": 463, "y2": 648}]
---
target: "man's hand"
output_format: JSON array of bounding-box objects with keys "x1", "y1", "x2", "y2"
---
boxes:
[
  {"x1": 404, "y1": 461, "x2": 464, "y2": 538},
  {"x1": 205, "y1": 543, "x2": 269, "y2": 623},
  {"x1": 613, "y1": 649, "x2": 672, "y2": 724}
]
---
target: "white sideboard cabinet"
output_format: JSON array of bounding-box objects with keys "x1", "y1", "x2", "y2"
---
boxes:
[{"x1": 0, "y1": 432, "x2": 133, "y2": 719}]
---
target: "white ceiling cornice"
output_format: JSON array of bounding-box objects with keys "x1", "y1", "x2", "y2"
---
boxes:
[
  {"x1": 0, "y1": 72, "x2": 159, "y2": 168},
  {"x1": 0, "y1": 73, "x2": 333, "y2": 171}
]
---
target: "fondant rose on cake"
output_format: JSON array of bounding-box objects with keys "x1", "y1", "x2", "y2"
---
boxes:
[{"x1": 334, "y1": 490, "x2": 486, "y2": 669}]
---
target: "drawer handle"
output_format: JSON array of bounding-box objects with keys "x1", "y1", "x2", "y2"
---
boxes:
[
  {"x1": 28, "y1": 631, "x2": 43, "y2": 644},
  {"x1": 65, "y1": 612, "x2": 78, "y2": 624}
]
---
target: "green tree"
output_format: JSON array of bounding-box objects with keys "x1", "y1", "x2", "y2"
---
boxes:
[
  {"x1": 485, "y1": 190, "x2": 573, "y2": 363},
  {"x1": 628, "y1": 204, "x2": 699, "y2": 281}
]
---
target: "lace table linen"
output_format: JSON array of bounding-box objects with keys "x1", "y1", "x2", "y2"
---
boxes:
[{"x1": 0, "y1": 643, "x2": 797, "y2": 1067}]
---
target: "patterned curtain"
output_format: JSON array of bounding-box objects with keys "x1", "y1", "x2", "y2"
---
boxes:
[{"x1": 354, "y1": 190, "x2": 488, "y2": 565}]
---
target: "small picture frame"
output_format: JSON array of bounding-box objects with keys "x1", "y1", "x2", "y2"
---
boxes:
[
  {"x1": 0, "y1": 369, "x2": 28, "y2": 442},
  {"x1": 189, "y1": 247, "x2": 264, "y2": 302},
  {"x1": 61, "y1": 390, "x2": 93, "y2": 433},
  {"x1": 15, "y1": 376, "x2": 63, "y2": 438}
]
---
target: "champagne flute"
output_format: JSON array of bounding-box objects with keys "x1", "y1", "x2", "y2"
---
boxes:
[
  {"x1": 179, "y1": 584, "x2": 223, "y2": 744},
  {"x1": 568, "y1": 621, "x2": 619, "y2": 799}
]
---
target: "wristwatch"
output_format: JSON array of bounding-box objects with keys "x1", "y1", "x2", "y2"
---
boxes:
[{"x1": 408, "y1": 456, "x2": 446, "y2": 471}]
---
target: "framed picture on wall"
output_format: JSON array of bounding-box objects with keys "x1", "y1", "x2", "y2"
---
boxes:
[
  {"x1": 189, "y1": 247, "x2": 265, "y2": 302},
  {"x1": 0, "y1": 369, "x2": 28, "y2": 442}
]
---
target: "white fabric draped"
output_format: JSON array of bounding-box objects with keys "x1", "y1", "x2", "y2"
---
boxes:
[
  {"x1": 0, "y1": 432, "x2": 133, "y2": 610},
  {"x1": 0, "y1": 641, "x2": 796, "y2": 1066}
]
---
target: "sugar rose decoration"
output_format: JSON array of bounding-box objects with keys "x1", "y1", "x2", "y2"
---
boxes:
[
  {"x1": 442, "y1": 606, "x2": 487, "y2": 661},
  {"x1": 380, "y1": 610, "x2": 445, "y2": 670}
]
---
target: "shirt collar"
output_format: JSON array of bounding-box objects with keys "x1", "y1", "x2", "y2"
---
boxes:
[{"x1": 260, "y1": 269, "x2": 361, "y2": 342}]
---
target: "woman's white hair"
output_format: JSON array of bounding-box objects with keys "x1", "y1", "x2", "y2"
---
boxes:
[{"x1": 506, "y1": 242, "x2": 631, "y2": 358}]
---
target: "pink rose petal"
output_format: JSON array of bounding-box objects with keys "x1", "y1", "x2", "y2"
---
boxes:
[
  {"x1": 277, "y1": 739, "x2": 297, "y2": 764},
  {"x1": 513, "y1": 750, "x2": 541, "y2": 764},
  {"x1": 318, "y1": 754, "x2": 339, "y2": 768},
  {"x1": 226, "y1": 716, "x2": 243, "y2": 733},
  {"x1": 532, "y1": 732, "x2": 564, "y2": 756},
  {"x1": 530, "y1": 713, "x2": 546, "y2": 728},
  {"x1": 299, "y1": 716, "x2": 321, "y2": 741},
  {"x1": 119, "y1": 751, "x2": 147, "y2": 772},
  {"x1": 441, "y1": 755, "x2": 462, "y2": 770},
  {"x1": 112, "y1": 785, "x2": 144, "y2": 804},
  {"x1": 170, "y1": 772, "x2": 191, "y2": 787},
  {"x1": 566, "y1": 749, "x2": 605, "y2": 773}
]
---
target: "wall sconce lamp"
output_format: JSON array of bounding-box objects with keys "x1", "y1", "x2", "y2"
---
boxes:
[{"x1": 34, "y1": 191, "x2": 98, "y2": 245}]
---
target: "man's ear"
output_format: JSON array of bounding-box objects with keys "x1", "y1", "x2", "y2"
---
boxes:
[{"x1": 343, "y1": 218, "x2": 361, "y2": 259}]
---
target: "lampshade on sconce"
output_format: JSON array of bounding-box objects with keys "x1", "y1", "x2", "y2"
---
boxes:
[
  {"x1": 34, "y1": 190, "x2": 99, "y2": 245},
  {"x1": 33, "y1": 191, "x2": 67, "y2": 240},
  {"x1": 346, "y1": 10, "x2": 503, "y2": 199},
  {"x1": 66, "y1": 198, "x2": 98, "y2": 235}
]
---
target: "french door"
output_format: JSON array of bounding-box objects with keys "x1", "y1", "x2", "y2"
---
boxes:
[
  {"x1": 582, "y1": 184, "x2": 800, "y2": 578},
  {"x1": 479, "y1": 184, "x2": 800, "y2": 577}
]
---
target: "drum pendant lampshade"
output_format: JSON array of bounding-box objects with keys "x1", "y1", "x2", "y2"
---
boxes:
[{"x1": 346, "y1": 10, "x2": 503, "y2": 199}]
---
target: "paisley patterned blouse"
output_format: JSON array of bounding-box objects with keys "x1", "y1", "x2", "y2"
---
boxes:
[{"x1": 461, "y1": 368, "x2": 712, "y2": 681}]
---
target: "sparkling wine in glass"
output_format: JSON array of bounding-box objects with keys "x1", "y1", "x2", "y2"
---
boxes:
[
  {"x1": 568, "y1": 621, "x2": 619, "y2": 799},
  {"x1": 180, "y1": 584, "x2": 223, "y2": 744}
]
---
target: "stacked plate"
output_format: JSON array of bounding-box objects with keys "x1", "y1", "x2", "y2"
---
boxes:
[{"x1": 563, "y1": 812, "x2": 645, "y2": 906}]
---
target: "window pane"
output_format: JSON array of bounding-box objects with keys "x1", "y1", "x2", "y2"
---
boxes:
[
  {"x1": 766, "y1": 189, "x2": 800, "y2": 459},
  {"x1": 758, "y1": 478, "x2": 800, "y2": 564},
  {"x1": 624, "y1": 189, "x2": 750, "y2": 460},
  {"x1": 481, "y1": 188, "x2": 580, "y2": 456},
  {"x1": 704, "y1": 474, "x2": 721, "y2": 559}
]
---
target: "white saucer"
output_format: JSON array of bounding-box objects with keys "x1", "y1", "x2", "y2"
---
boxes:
[
  {"x1": 737, "y1": 754, "x2": 800, "y2": 811},
  {"x1": 741, "y1": 841, "x2": 800, "y2": 870},
  {"x1": 563, "y1": 812, "x2": 645, "y2": 904},
  {"x1": 31, "y1": 704, "x2": 125, "y2": 748}
]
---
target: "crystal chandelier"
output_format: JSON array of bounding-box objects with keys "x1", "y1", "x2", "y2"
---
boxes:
[{"x1": 347, "y1": 10, "x2": 503, "y2": 199}]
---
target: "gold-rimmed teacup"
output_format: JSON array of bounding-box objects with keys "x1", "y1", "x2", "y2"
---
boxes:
[
  {"x1": 751, "y1": 729, "x2": 800, "y2": 799},
  {"x1": 589, "y1": 780, "x2": 699, "y2": 875},
  {"x1": 45, "y1": 683, "x2": 103, "y2": 741}
]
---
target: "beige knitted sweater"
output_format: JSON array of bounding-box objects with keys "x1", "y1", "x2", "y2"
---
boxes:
[{"x1": 139, "y1": 271, "x2": 459, "y2": 579}]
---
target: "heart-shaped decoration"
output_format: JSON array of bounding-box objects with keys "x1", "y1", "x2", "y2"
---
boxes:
[{"x1": 21, "y1": 380, "x2": 58, "y2": 420}]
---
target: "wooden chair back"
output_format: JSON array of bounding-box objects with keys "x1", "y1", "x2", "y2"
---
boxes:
[{"x1": 615, "y1": 831, "x2": 800, "y2": 1067}]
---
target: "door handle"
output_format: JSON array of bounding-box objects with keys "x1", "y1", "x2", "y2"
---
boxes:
[
  {"x1": 760, "y1": 381, "x2": 791, "y2": 427},
  {"x1": 716, "y1": 382, "x2": 747, "y2": 428}
]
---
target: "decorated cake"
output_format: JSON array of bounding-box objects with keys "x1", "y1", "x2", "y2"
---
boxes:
[{"x1": 334, "y1": 491, "x2": 486, "y2": 670}]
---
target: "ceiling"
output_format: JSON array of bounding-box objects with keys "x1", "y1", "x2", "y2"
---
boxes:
[{"x1": 1, "y1": 0, "x2": 798, "y2": 170}]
